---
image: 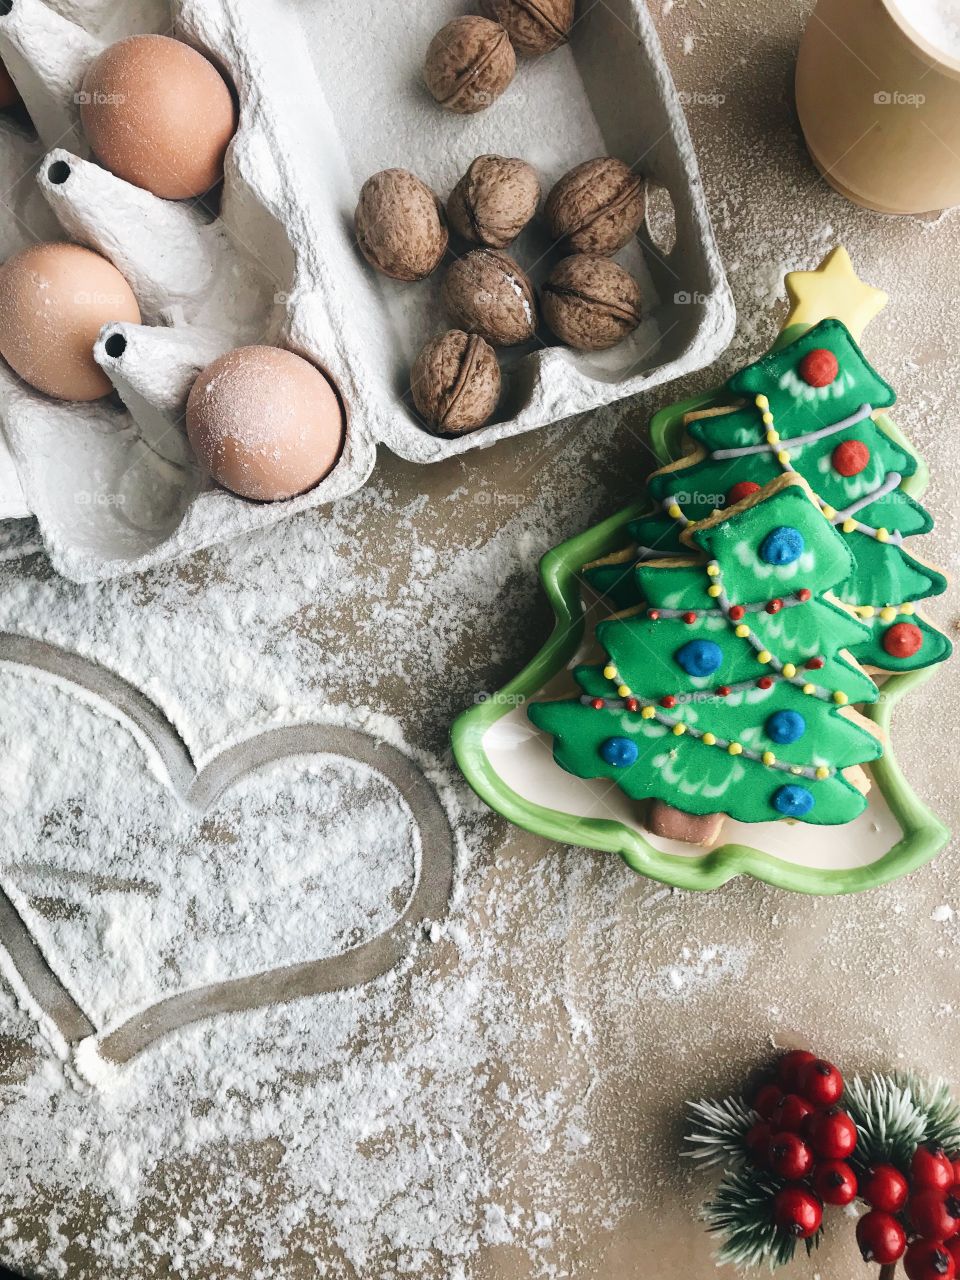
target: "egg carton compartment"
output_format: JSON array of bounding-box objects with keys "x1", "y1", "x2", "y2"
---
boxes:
[{"x1": 0, "y1": 0, "x2": 733, "y2": 583}]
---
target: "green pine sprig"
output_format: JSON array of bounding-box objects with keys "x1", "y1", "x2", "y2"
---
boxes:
[
  {"x1": 845, "y1": 1073, "x2": 927, "y2": 1171},
  {"x1": 897, "y1": 1073, "x2": 960, "y2": 1154},
  {"x1": 685, "y1": 1095, "x2": 759, "y2": 1169},
  {"x1": 702, "y1": 1167, "x2": 821, "y2": 1271}
]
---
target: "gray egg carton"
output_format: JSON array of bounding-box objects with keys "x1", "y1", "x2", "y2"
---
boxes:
[{"x1": 0, "y1": 0, "x2": 733, "y2": 583}]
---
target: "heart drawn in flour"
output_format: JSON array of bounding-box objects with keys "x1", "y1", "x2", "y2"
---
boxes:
[{"x1": 0, "y1": 634, "x2": 454, "y2": 1066}]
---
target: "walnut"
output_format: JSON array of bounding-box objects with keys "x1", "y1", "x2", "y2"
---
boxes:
[
  {"x1": 424, "y1": 16, "x2": 516, "y2": 115},
  {"x1": 541, "y1": 254, "x2": 641, "y2": 350},
  {"x1": 441, "y1": 248, "x2": 538, "y2": 347},
  {"x1": 478, "y1": 0, "x2": 576, "y2": 56},
  {"x1": 411, "y1": 330, "x2": 501, "y2": 435},
  {"x1": 545, "y1": 157, "x2": 645, "y2": 255},
  {"x1": 447, "y1": 155, "x2": 540, "y2": 249},
  {"x1": 354, "y1": 169, "x2": 448, "y2": 282}
]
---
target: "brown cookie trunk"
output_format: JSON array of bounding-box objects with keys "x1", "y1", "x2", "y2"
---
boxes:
[{"x1": 646, "y1": 801, "x2": 724, "y2": 846}]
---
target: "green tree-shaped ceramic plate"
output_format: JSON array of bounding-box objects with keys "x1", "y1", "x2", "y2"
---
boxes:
[{"x1": 451, "y1": 255, "x2": 950, "y2": 894}]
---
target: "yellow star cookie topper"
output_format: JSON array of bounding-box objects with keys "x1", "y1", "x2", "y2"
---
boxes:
[{"x1": 783, "y1": 246, "x2": 888, "y2": 342}]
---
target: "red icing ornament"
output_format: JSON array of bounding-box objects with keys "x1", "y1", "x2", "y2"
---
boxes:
[
  {"x1": 799, "y1": 347, "x2": 839, "y2": 387},
  {"x1": 805, "y1": 656, "x2": 825, "y2": 670},
  {"x1": 682, "y1": 611, "x2": 697, "y2": 624},
  {"x1": 728, "y1": 604, "x2": 745, "y2": 622},
  {"x1": 660, "y1": 695, "x2": 677, "y2": 709},
  {"x1": 797, "y1": 588, "x2": 812, "y2": 602},
  {"x1": 832, "y1": 438, "x2": 870, "y2": 477},
  {"x1": 727, "y1": 480, "x2": 761, "y2": 505},
  {"x1": 883, "y1": 621, "x2": 923, "y2": 658},
  {"x1": 626, "y1": 698, "x2": 639, "y2": 712},
  {"x1": 766, "y1": 598, "x2": 784, "y2": 615},
  {"x1": 648, "y1": 609, "x2": 661, "y2": 621},
  {"x1": 715, "y1": 685, "x2": 731, "y2": 698},
  {"x1": 757, "y1": 676, "x2": 773, "y2": 690},
  {"x1": 590, "y1": 698, "x2": 604, "y2": 710}
]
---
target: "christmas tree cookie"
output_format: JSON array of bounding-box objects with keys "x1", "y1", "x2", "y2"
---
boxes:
[
  {"x1": 529, "y1": 475, "x2": 883, "y2": 845},
  {"x1": 585, "y1": 316, "x2": 951, "y2": 675}
]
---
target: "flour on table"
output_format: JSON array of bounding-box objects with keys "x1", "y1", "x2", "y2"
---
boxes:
[{"x1": 892, "y1": 0, "x2": 960, "y2": 59}]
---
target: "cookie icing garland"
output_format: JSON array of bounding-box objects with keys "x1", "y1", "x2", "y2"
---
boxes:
[
  {"x1": 585, "y1": 318, "x2": 951, "y2": 675},
  {"x1": 529, "y1": 479, "x2": 883, "y2": 828}
]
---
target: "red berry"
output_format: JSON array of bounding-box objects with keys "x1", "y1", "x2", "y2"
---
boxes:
[
  {"x1": 727, "y1": 481, "x2": 762, "y2": 506},
  {"x1": 914, "y1": 1144, "x2": 956, "y2": 1193},
  {"x1": 952, "y1": 1158, "x2": 960, "y2": 1187},
  {"x1": 861, "y1": 1163, "x2": 909, "y2": 1213},
  {"x1": 910, "y1": 1191, "x2": 960, "y2": 1241},
  {"x1": 856, "y1": 1210, "x2": 907, "y2": 1265},
  {"x1": 770, "y1": 1094, "x2": 815, "y2": 1134},
  {"x1": 831, "y1": 439, "x2": 870, "y2": 477},
  {"x1": 773, "y1": 1186, "x2": 822, "y2": 1239},
  {"x1": 904, "y1": 1239, "x2": 955, "y2": 1280},
  {"x1": 812, "y1": 1159, "x2": 858, "y2": 1206},
  {"x1": 799, "y1": 347, "x2": 840, "y2": 388},
  {"x1": 768, "y1": 1132, "x2": 815, "y2": 1180},
  {"x1": 946, "y1": 1236, "x2": 960, "y2": 1269},
  {"x1": 799, "y1": 1058, "x2": 844, "y2": 1107},
  {"x1": 805, "y1": 1106, "x2": 857, "y2": 1160},
  {"x1": 745, "y1": 1121, "x2": 773, "y2": 1165},
  {"x1": 777, "y1": 1049, "x2": 816, "y2": 1092},
  {"x1": 753, "y1": 1083, "x2": 782, "y2": 1119}
]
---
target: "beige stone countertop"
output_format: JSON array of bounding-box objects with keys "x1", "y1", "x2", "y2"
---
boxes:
[{"x1": 1, "y1": 1, "x2": 959, "y2": 1277}]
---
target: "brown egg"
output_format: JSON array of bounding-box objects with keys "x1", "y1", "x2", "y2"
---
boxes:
[
  {"x1": 186, "y1": 346, "x2": 345, "y2": 502},
  {"x1": 0, "y1": 242, "x2": 140, "y2": 401},
  {"x1": 0, "y1": 57, "x2": 21, "y2": 110},
  {"x1": 80, "y1": 35, "x2": 237, "y2": 200}
]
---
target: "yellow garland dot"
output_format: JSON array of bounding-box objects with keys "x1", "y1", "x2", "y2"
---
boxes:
[
  {"x1": 860, "y1": 606, "x2": 875, "y2": 619},
  {"x1": 667, "y1": 503, "x2": 682, "y2": 519},
  {"x1": 821, "y1": 504, "x2": 836, "y2": 520},
  {"x1": 673, "y1": 722, "x2": 686, "y2": 736},
  {"x1": 782, "y1": 662, "x2": 797, "y2": 678},
  {"x1": 762, "y1": 411, "x2": 774, "y2": 426},
  {"x1": 641, "y1": 705, "x2": 656, "y2": 719},
  {"x1": 901, "y1": 602, "x2": 915, "y2": 615},
  {"x1": 777, "y1": 450, "x2": 791, "y2": 465},
  {"x1": 735, "y1": 624, "x2": 750, "y2": 638},
  {"x1": 833, "y1": 690, "x2": 849, "y2": 705},
  {"x1": 603, "y1": 665, "x2": 617, "y2": 680},
  {"x1": 766, "y1": 429, "x2": 780, "y2": 445},
  {"x1": 728, "y1": 742, "x2": 743, "y2": 756},
  {"x1": 842, "y1": 518, "x2": 857, "y2": 533},
  {"x1": 707, "y1": 562, "x2": 720, "y2": 577},
  {"x1": 803, "y1": 683, "x2": 816, "y2": 695},
  {"x1": 707, "y1": 584, "x2": 722, "y2": 598},
  {"x1": 756, "y1": 394, "x2": 769, "y2": 411},
  {"x1": 876, "y1": 527, "x2": 889, "y2": 542},
  {"x1": 816, "y1": 766, "x2": 830, "y2": 780},
  {"x1": 762, "y1": 751, "x2": 775, "y2": 766},
  {"x1": 880, "y1": 606, "x2": 897, "y2": 622},
  {"x1": 618, "y1": 685, "x2": 631, "y2": 698},
  {"x1": 757, "y1": 650, "x2": 772, "y2": 664},
  {"x1": 702, "y1": 732, "x2": 717, "y2": 746}
]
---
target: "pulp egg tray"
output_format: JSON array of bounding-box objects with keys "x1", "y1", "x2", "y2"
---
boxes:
[{"x1": 0, "y1": 0, "x2": 734, "y2": 583}]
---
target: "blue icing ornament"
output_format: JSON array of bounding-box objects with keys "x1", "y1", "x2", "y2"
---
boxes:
[
  {"x1": 766, "y1": 709, "x2": 806, "y2": 744},
  {"x1": 772, "y1": 784, "x2": 815, "y2": 818},
  {"x1": 600, "y1": 736, "x2": 639, "y2": 768},
  {"x1": 674, "y1": 639, "x2": 723, "y2": 677},
  {"x1": 760, "y1": 525, "x2": 805, "y2": 566}
]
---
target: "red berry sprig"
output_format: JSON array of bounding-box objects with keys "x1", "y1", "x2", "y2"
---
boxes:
[{"x1": 855, "y1": 1143, "x2": 960, "y2": 1276}]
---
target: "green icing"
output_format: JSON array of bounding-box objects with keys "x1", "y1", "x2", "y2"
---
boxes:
[
  {"x1": 582, "y1": 318, "x2": 951, "y2": 674},
  {"x1": 530, "y1": 483, "x2": 883, "y2": 827}
]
